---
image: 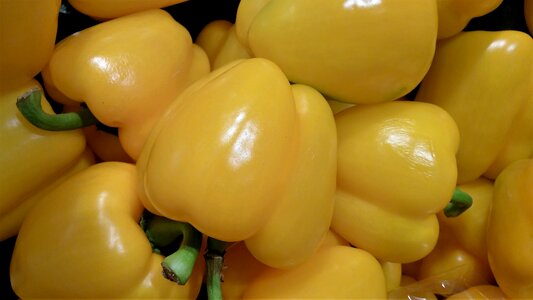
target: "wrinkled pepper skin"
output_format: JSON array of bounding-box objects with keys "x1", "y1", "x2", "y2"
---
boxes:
[
  {"x1": 331, "y1": 100, "x2": 460, "y2": 263},
  {"x1": 138, "y1": 58, "x2": 337, "y2": 268},
  {"x1": 487, "y1": 159, "x2": 533, "y2": 298},
  {"x1": 68, "y1": 0, "x2": 188, "y2": 20},
  {"x1": 416, "y1": 30, "x2": 533, "y2": 184},
  {"x1": 196, "y1": 20, "x2": 252, "y2": 70},
  {"x1": 10, "y1": 162, "x2": 204, "y2": 299},
  {"x1": 235, "y1": 0, "x2": 437, "y2": 104},
  {"x1": 436, "y1": 0, "x2": 503, "y2": 39},
  {"x1": 42, "y1": 9, "x2": 210, "y2": 160},
  {"x1": 0, "y1": 81, "x2": 89, "y2": 241},
  {"x1": 0, "y1": 0, "x2": 60, "y2": 85},
  {"x1": 447, "y1": 285, "x2": 509, "y2": 300},
  {"x1": 242, "y1": 246, "x2": 387, "y2": 299}
]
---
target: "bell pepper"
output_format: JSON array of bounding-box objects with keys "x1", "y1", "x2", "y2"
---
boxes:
[
  {"x1": 0, "y1": 80, "x2": 89, "y2": 241},
  {"x1": 436, "y1": 0, "x2": 503, "y2": 39},
  {"x1": 196, "y1": 20, "x2": 252, "y2": 70},
  {"x1": 447, "y1": 285, "x2": 509, "y2": 300},
  {"x1": 68, "y1": 0, "x2": 188, "y2": 20},
  {"x1": 0, "y1": 0, "x2": 60, "y2": 85},
  {"x1": 331, "y1": 100, "x2": 461, "y2": 263},
  {"x1": 415, "y1": 30, "x2": 533, "y2": 184},
  {"x1": 10, "y1": 162, "x2": 205, "y2": 298},
  {"x1": 221, "y1": 229, "x2": 350, "y2": 300},
  {"x1": 406, "y1": 178, "x2": 496, "y2": 297},
  {"x1": 137, "y1": 57, "x2": 337, "y2": 269},
  {"x1": 39, "y1": 8, "x2": 210, "y2": 160},
  {"x1": 242, "y1": 246, "x2": 387, "y2": 298},
  {"x1": 487, "y1": 159, "x2": 533, "y2": 298},
  {"x1": 235, "y1": 0, "x2": 438, "y2": 104}
]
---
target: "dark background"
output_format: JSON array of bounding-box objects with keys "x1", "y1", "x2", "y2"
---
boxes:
[{"x1": 1, "y1": 0, "x2": 529, "y2": 299}]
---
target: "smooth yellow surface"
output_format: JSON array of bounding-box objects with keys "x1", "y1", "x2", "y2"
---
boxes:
[
  {"x1": 244, "y1": 84, "x2": 337, "y2": 269},
  {"x1": 438, "y1": 178, "x2": 494, "y2": 262},
  {"x1": 196, "y1": 20, "x2": 252, "y2": 70},
  {"x1": 447, "y1": 285, "x2": 509, "y2": 300},
  {"x1": 10, "y1": 162, "x2": 204, "y2": 298},
  {"x1": 487, "y1": 159, "x2": 533, "y2": 298},
  {"x1": 0, "y1": 80, "x2": 87, "y2": 241},
  {"x1": 416, "y1": 30, "x2": 533, "y2": 183},
  {"x1": 222, "y1": 242, "x2": 271, "y2": 300},
  {"x1": 236, "y1": 0, "x2": 437, "y2": 104},
  {"x1": 417, "y1": 227, "x2": 494, "y2": 294},
  {"x1": 332, "y1": 100, "x2": 459, "y2": 263},
  {"x1": 43, "y1": 9, "x2": 210, "y2": 160},
  {"x1": 68, "y1": 0, "x2": 188, "y2": 20},
  {"x1": 436, "y1": 0, "x2": 503, "y2": 39},
  {"x1": 485, "y1": 71, "x2": 533, "y2": 179},
  {"x1": 138, "y1": 58, "x2": 297, "y2": 242},
  {"x1": 0, "y1": 0, "x2": 60, "y2": 85},
  {"x1": 242, "y1": 246, "x2": 387, "y2": 299}
]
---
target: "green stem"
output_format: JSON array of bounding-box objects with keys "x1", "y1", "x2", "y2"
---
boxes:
[
  {"x1": 144, "y1": 215, "x2": 202, "y2": 285},
  {"x1": 205, "y1": 238, "x2": 234, "y2": 300},
  {"x1": 444, "y1": 187, "x2": 473, "y2": 217},
  {"x1": 16, "y1": 89, "x2": 98, "y2": 130}
]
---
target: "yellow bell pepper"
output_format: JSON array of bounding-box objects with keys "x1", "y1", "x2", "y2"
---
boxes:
[
  {"x1": 68, "y1": 0, "x2": 188, "y2": 20},
  {"x1": 0, "y1": 0, "x2": 60, "y2": 85},
  {"x1": 484, "y1": 70, "x2": 533, "y2": 179},
  {"x1": 10, "y1": 162, "x2": 205, "y2": 298},
  {"x1": 83, "y1": 125, "x2": 134, "y2": 163},
  {"x1": 137, "y1": 57, "x2": 337, "y2": 269},
  {"x1": 221, "y1": 230, "x2": 349, "y2": 300},
  {"x1": 40, "y1": 9, "x2": 210, "y2": 160},
  {"x1": 196, "y1": 20, "x2": 252, "y2": 70},
  {"x1": 415, "y1": 30, "x2": 533, "y2": 183},
  {"x1": 0, "y1": 80, "x2": 89, "y2": 241},
  {"x1": 408, "y1": 178, "x2": 496, "y2": 296},
  {"x1": 447, "y1": 285, "x2": 509, "y2": 300},
  {"x1": 235, "y1": 0, "x2": 438, "y2": 104},
  {"x1": 487, "y1": 159, "x2": 533, "y2": 298},
  {"x1": 242, "y1": 246, "x2": 387, "y2": 298},
  {"x1": 436, "y1": 0, "x2": 503, "y2": 39},
  {"x1": 331, "y1": 100, "x2": 461, "y2": 263}
]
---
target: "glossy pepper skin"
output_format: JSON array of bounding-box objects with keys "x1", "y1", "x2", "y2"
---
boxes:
[
  {"x1": 331, "y1": 100, "x2": 460, "y2": 263},
  {"x1": 235, "y1": 0, "x2": 437, "y2": 104},
  {"x1": 415, "y1": 30, "x2": 533, "y2": 184},
  {"x1": 487, "y1": 159, "x2": 533, "y2": 298},
  {"x1": 68, "y1": 0, "x2": 188, "y2": 20},
  {"x1": 10, "y1": 162, "x2": 204, "y2": 299},
  {"x1": 0, "y1": 0, "x2": 89, "y2": 241},
  {"x1": 196, "y1": 20, "x2": 252, "y2": 71},
  {"x1": 242, "y1": 246, "x2": 387, "y2": 299},
  {"x1": 436, "y1": 0, "x2": 503, "y2": 39},
  {"x1": 137, "y1": 58, "x2": 337, "y2": 268},
  {"x1": 42, "y1": 9, "x2": 210, "y2": 160},
  {"x1": 0, "y1": 0, "x2": 60, "y2": 85}
]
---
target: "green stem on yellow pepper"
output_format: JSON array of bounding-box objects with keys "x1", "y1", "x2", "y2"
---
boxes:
[
  {"x1": 144, "y1": 215, "x2": 202, "y2": 285},
  {"x1": 443, "y1": 187, "x2": 473, "y2": 217},
  {"x1": 205, "y1": 237, "x2": 234, "y2": 300},
  {"x1": 16, "y1": 89, "x2": 98, "y2": 130}
]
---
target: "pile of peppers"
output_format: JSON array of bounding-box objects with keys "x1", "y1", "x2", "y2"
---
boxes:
[{"x1": 1, "y1": 0, "x2": 532, "y2": 299}]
